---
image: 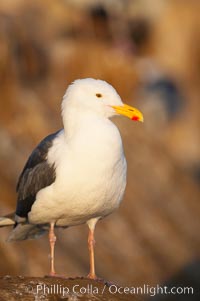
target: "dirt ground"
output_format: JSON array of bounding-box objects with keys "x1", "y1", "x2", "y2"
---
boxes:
[{"x1": 0, "y1": 276, "x2": 142, "y2": 301}]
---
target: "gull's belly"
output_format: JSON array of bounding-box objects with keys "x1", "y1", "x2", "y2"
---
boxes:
[
  {"x1": 57, "y1": 156, "x2": 127, "y2": 226},
  {"x1": 29, "y1": 154, "x2": 127, "y2": 226}
]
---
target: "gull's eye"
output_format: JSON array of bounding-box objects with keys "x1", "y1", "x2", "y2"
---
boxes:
[{"x1": 96, "y1": 93, "x2": 102, "y2": 98}]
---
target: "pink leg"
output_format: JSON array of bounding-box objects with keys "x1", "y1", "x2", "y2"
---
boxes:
[
  {"x1": 49, "y1": 222, "x2": 56, "y2": 276},
  {"x1": 87, "y1": 228, "x2": 97, "y2": 280}
]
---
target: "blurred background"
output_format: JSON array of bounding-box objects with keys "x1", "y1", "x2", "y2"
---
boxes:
[{"x1": 0, "y1": 0, "x2": 200, "y2": 299}]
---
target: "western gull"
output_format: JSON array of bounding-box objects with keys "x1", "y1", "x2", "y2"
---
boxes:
[{"x1": 0, "y1": 78, "x2": 143, "y2": 279}]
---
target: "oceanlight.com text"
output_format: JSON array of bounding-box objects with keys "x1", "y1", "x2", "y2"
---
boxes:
[{"x1": 108, "y1": 284, "x2": 194, "y2": 297}]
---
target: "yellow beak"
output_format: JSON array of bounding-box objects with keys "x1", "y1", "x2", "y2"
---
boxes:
[{"x1": 111, "y1": 104, "x2": 144, "y2": 122}]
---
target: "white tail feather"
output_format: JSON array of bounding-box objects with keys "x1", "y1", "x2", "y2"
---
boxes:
[{"x1": 0, "y1": 216, "x2": 15, "y2": 226}]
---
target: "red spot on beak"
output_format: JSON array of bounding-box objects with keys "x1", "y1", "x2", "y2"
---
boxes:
[{"x1": 131, "y1": 116, "x2": 139, "y2": 121}]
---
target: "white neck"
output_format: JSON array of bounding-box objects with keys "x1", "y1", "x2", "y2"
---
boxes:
[
  {"x1": 62, "y1": 105, "x2": 123, "y2": 160},
  {"x1": 62, "y1": 106, "x2": 109, "y2": 139}
]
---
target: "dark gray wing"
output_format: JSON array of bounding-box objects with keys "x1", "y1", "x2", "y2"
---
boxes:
[{"x1": 16, "y1": 130, "x2": 61, "y2": 219}]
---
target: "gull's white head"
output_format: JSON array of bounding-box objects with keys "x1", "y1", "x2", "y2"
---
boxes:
[{"x1": 62, "y1": 78, "x2": 143, "y2": 121}]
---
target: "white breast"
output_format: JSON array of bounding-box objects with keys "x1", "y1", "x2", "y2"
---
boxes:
[{"x1": 29, "y1": 117, "x2": 127, "y2": 226}]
